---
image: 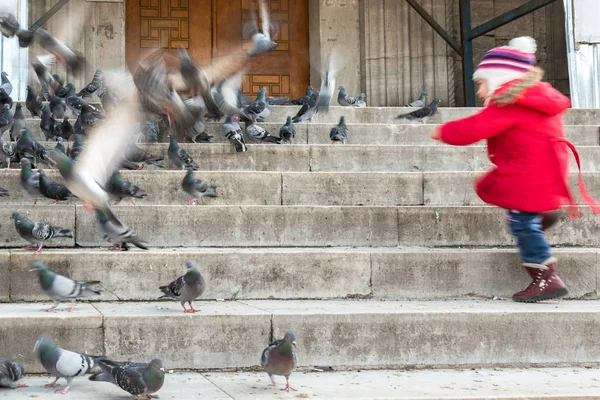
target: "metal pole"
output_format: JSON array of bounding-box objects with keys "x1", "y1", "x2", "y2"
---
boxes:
[
  {"x1": 460, "y1": 0, "x2": 475, "y2": 107},
  {"x1": 405, "y1": 0, "x2": 463, "y2": 56}
]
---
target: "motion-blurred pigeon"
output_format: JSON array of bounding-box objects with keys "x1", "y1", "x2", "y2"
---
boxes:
[
  {"x1": 396, "y1": 98, "x2": 441, "y2": 121},
  {"x1": 330, "y1": 116, "x2": 348, "y2": 144},
  {"x1": 261, "y1": 332, "x2": 297, "y2": 392},
  {"x1": 89, "y1": 358, "x2": 165, "y2": 398},
  {"x1": 0, "y1": 359, "x2": 26, "y2": 389},
  {"x1": 279, "y1": 116, "x2": 296, "y2": 144},
  {"x1": 247, "y1": 0, "x2": 278, "y2": 57},
  {"x1": 30, "y1": 261, "x2": 101, "y2": 312},
  {"x1": 406, "y1": 90, "x2": 428, "y2": 107},
  {"x1": 11, "y1": 211, "x2": 73, "y2": 252},
  {"x1": 182, "y1": 170, "x2": 217, "y2": 204},
  {"x1": 159, "y1": 260, "x2": 206, "y2": 312}
]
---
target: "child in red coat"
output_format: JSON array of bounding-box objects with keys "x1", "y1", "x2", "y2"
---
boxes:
[{"x1": 432, "y1": 36, "x2": 600, "y2": 302}]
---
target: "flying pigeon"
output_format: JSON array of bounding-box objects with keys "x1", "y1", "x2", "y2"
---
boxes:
[
  {"x1": 354, "y1": 93, "x2": 367, "y2": 108},
  {"x1": 95, "y1": 208, "x2": 149, "y2": 251},
  {"x1": 0, "y1": 103, "x2": 12, "y2": 136},
  {"x1": 290, "y1": 86, "x2": 313, "y2": 106},
  {"x1": 330, "y1": 116, "x2": 348, "y2": 144},
  {"x1": 244, "y1": 88, "x2": 271, "y2": 122},
  {"x1": 159, "y1": 260, "x2": 206, "y2": 312},
  {"x1": 38, "y1": 169, "x2": 73, "y2": 204},
  {"x1": 0, "y1": 135, "x2": 15, "y2": 168},
  {"x1": 0, "y1": 359, "x2": 26, "y2": 389},
  {"x1": 32, "y1": 58, "x2": 62, "y2": 100},
  {"x1": 279, "y1": 116, "x2": 296, "y2": 144},
  {"x1": 247, "y1": 0, "x2": 278, "y2": 57},
  {"x1": 168, "y1": 135, "x2": 198, "y2": 170},
  {"x1": 34, "y1": 334, "x2": 104, "y2": 394},
  {"x1": 19, "y1": 159, "x2": 41, "y2": 203},
  {"x1": 292, "y1": 91, "x2": 320, "y2": 123},
  {"x1": 33, "y1": 28, "x2": 86, "y2": 75},
  {"x1": 89, "y1": 358, "x2": 165, "y2": 399},
  {"x1": 337, "y1": 86, "x2": 356, "y2": 106},
  {"x1": 30, "y1": 261, "x2": 101, "y2": 312},
  {"x1": 317, "y1": 48, "x2": 342, "y2": 109},
  {"x1": 396, "y1": 98, "x2": 441, "y2": 121},
  {"x1": 221, "y1": 115, "x2": 247, "y2": 152},
  {"x1": 182, "y1": 170, "x2": 217, "y2": 204},
  {"x1": 406, "y1": 90, "x2": 428, "y2": 107},
  {"x1": 212, "y1": 73, "x2": 252, "y2": 122},
  {"x1": 106, "y1": 170, "x2": 147, "y2": 205},
  {"x1": 261, "y1": 332, "x2": 297, "y2": 392},
  {"x1": 10, "y1": 103, "x2": 27, "y2": 141},
  {"x1": 0, "y1": 186, "x2": 8, "y2": 197},
  {"x1": 246, "y1": 122, "x2": 281, "y2": 144},
  {"x1": 77, "y1": 70, "x2": 104, "y2": 98},
  {"x1": 10, "y1": 211, "x2": 73, "y2": 252},
  {"x1": 25, "y1": 85, "x2": 43, "y2": 117}
]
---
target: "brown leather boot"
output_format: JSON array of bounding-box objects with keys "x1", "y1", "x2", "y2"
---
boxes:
[{"x1": 512, "y1": 257, "x2": 569, "y2": 302}]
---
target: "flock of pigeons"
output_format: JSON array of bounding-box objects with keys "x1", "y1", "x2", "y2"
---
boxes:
[{"x1": 0, "y1": 1, "x2": 442, "y2": 398}]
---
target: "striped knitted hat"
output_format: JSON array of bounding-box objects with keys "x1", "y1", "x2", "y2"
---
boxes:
[{"x1": 472, "y1": 36, "x2": 537, "y2": 94}]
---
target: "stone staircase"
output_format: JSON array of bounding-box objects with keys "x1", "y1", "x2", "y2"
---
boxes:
[{"x1": 2, "y1": 105, "x2": 600, "y2": 396}]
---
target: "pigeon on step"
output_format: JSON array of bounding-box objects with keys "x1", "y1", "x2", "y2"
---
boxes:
[
  {"x1": 95, "y1": 208, "x2": 149, "y2": 252},
  {"x1": 159, "y1": 260, "x2": 207, "y2": 312},
  {"x1": 19, "y1": 159, "x2": 41, "y2": 203},
  {"x1": 16, "y1": 128, "x2": 38, "y2": 166},
  {"x1": 60, "y1": 117, "x2": 73, "y2": 141},
  {"x1": 337, "y1": 86, "x2": 356, "y2": 106},
  {"x1": 244, "y1": 88, "x2": 271, "y2": 122},
  {"x1": 49, "y1": 94, "x2": 66, "y2": 120},
  {"x1": 292, "y1": 92, "x2": 319, "y2": 123},
  {"x1": 279, "y1": 116, "x2": 296, "y2": 144},
  {"x1": 182, "y1": 170, "x2": 217, "y2": 204},
  {"x1": 397, "y1": 98, "x2": 441, "y2": 121},
  {"x1": 89, "y1": 358, "x2": 165, "y2": 399},
  {"x1": 406, "y1": 90, "x2": 428, "y2": 107},
  {"x1": 70, "y1": 134, "x2": 85, "y2": 160},
  {"x1": 40, "y1": 105, "x2": 59, "y2": 141},
  {"x1": 246, "y1": 122, "x2": 281, "y2": 144},
  {"x1": 354, "y1": 93, "x2": 367, "y2": 108},
  {"x1": 30, "y1": 261, "x2": 101, "y2": 312},
  {"x1": 34, "y1": 334, "x2": 104, "y2": 394},
  {"x1": 221, "y1": 115, "x2": 247, "y2": 152},
  {"x1": 77, "y1": 70, "x2": 104, "y2": 99},
  {"x1": 38, "y1": 169, "x2": 73, "y2": 204},
  {"x1": 10, "y1": 103, "x2": 27, "y2": 141},
  {"x1": 106, "y1": 170, "x2": 147, "y2": 205},
  {"x1": 0, "y1": 136, "x2": 15, "y2": 168},
  {"x1": 140, "y1": 120, "x2": 160, "y2": 143},
  {"x1": 0, "y1": 359, "x2": 26, "y2": 389},
  {"x1": 125, "y1": 143, "x2": 165, "y2": 169},
  {"x1": 261, "y1": 332, "x2": 298, "y2": 392},
  {"x1": 25, "y1": 85, "x2": 43, "y2": 117},
  {"x1": 168, "y1": 135, "x2": 198, "y2": 170},
  {"x1": 0, "y1": 103, "x2": 12, "y2": 136},
  {"x1": 330, "y1": 116, "x2": 348, "y2": 144},
  {"x1": 291, "y1": 86, "x2": 313, "y2": 106},
  {"x1": 10, "y1": 211, "x2": 73, "y2": 252}
]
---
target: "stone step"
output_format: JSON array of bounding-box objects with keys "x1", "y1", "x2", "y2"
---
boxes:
[
  {"x1": 4, "y1": 299, "x2": 600, "y2": 373},
  {"x1": 12, "y1": 144, "x2": 600, "y2": 172},
  {"x1": 20, "y1": 120, "x2": 600, "y2": 146},
  {"x1": 2, "y1": 248, "x2": 597, "y2": 304},
  {"x1": 6, "y1": 368, "x2": 600, "y2": 399},
  {"x1": 3, "y1": 205, "x2": 600, "y2": 248}
]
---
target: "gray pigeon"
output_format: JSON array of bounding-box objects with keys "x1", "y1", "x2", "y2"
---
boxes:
[
  {"x1": 354, "y1": 93, "x2": 367, "y2": 108},
  {"x1": 246, "y1": 122, "x2": 281, "y2": 144},
  {"x1": 397, "y1": 98, "x2": 441, "y2": 121},
  {"x1": 30, "y1": 261, "x2": 101, "y2": 312},
  {"x1": 77, "y1": 70, "x2": 104, "y2": 99},
  {"x1": 182, "y1": 170, "x2": 217, "y2": 204},
  {"x1": 337, "y1": 86, "x2": 356, "y2": 106},
  {"x1": 244, "y1": 88, "x2": 271, "y2": 122},
  {"x1": 168, "y1": 135, "x2": 198, "y2": 170},
  {"x1": 247, "y1": 0, "x2": 278, "y2": 57},
  {"x1": 9, "y1": 103, "x2": 27, "y2": 141},
  {"x1": 221, "y1": 116, "x2": 247, "y2": 152},
  {"x1": 0, "y1": 72, "x2": 13, "y2": 97},
  {"x1": 49, "y1": 94, "x2": 66, "y2": 120},
  {"x1": 34, "y1": 334, "x2": 104, "y2": 394},
  {"x1": 19, "y1": 158, "x2": 41, "y2": 203},
  {"x1": 140, "y1": 120, "x2": 159, "y2": 143},
  {"x1": 406, "y1": 90, "x2": 428, "y2": 107},
  {"x1": 89, "y1": 358, "x2": 165, "y2": 399},
  {"x1": 0, "y1": 359, "x2": 26, "y2": 389},
  {"x1": 95, "y1": 209, "x2": 149, "y2": 251},
  {"x1": 329, "y1": 116, "x2": 348, "y2": 144},
  {"x1": 159, "y1": 261, "x2": 207, "y2": 313},
  {"x1": 0, "y1": 103, "x2": 12, "y2": 136},
  {"x1": 279, "y1": 116, "x2": 296, "y2": 144},
  {"x1": 0, "y1": 12, "x2": 20, "y2": 38},
  {"x1": 292, "y1": 92, "x2": 319, "y2": 123},
  {"x1": 290, "y1": 86, "x2": 313, "y2": 106},
  {"x1": 261, "y1": 332, "x2": 297, "y2": 392},
  {"x1": 0, "y1": 135, "x2": 15, "y2": 168},
  {"x1": 10, "y1": 211, "x2": 73, "y2": 252},
  {"x1": 106, "y1": 170, "x2": 147, "y2": 205},
  {"x1": 25, "y1": 85, "x2": 44, "y2": 117}
]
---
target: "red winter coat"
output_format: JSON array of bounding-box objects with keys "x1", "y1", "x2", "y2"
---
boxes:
[{"x1": 440, "y1": 68, "x2": 600, "y2": 216}]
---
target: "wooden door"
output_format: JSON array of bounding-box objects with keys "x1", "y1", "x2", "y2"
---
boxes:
[{"x1": 126, "y1": 0, "x2": 310, "y2": 99}]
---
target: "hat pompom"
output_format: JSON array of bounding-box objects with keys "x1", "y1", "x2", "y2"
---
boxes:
[{"x1": 509, "y1": 36, "x2": 537, "y2": 55}]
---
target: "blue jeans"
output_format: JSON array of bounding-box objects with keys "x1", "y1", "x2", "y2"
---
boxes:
[{"x1": 506, "y1": 210, "x2": 552, "y2": 264}]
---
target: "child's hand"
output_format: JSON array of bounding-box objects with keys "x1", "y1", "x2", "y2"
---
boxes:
[{"x1": 431, "y1": 126, "x2": 442, "y2": 141}]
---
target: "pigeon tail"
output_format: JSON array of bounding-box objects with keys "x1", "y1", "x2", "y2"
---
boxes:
[
  {"x1": 88, "y1": 372, "x2": 111, "y2": 382},
  {"x1": 233, "y1": 139, "x2": 247, "y2": 152},
  {"x1": 56, "y1": 228, "x2": 73, "y2": 239},
  {"x1": 263, "y1": 135, "x2": 282, "y2": 144}
]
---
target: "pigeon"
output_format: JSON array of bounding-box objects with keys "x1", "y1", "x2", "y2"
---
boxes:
[
  {"x1": 32, "y1": 58, "x2": 62, "y2": 100},
  {"x1": 77, "y1": 70, "x2": 103, "y2": 98},
  {"x1": 53, "y1": 74, "x2": 65, "y2": 88},
  {"x1": 38, "y1": 169, "x2": 73, "y2": 203},
  {"x1": 30, "y1": 261, "x2": 101, "y2": 312},
  {"x1": 70, "y1": 133, "x2": 85, "y2": 160},
  {"x1": 0, "y1": 10, "x2": 20, "y2": 38},
  {"x1": 9, "y1": 103, "x2": 27, "y2": 141},
  {"x1": 178, "y1": 47, "x2": 203, "y2": 96},
  {"x1": 292, "y1": 91, "x2": 320, "y2": 123},
  {"x1": 140, "y1": 120, "x2": 159, "y2": 143},
  {"x1": 106, "y1": 171, "x2": 147, "y2": 205},
  {"x1": 33, "y1": 28, "x2": 86, "y2": 75},
  {"x1": 95, "y1": 208, "x2": 149, "y2": 251},
  {"x1": 317, "y1": 48, "x2": 342, "y2": 109},
  {"x1": 125, "y1": 142, "x2": 165, "y2": 169},
  {"x1": 0, "y1": 103, "x2": 12, "y2": 136},
  {"x1": 337, "y1": 86, "x2": 356, "y2": 106},
  {"x1": 34, "y1": 334, "x2": 104, "y2": 394},
  {"x1": 60, "y1": 117, "x2": 73, "y2": 141},
  {"x1": 0, "y1": 72, "x2": 13, "y2": 97},
  {"x1": 98, "y1": 86, "x2": 117, "y2": 113},
  {"x1": 40, "y1": 105, "x2": 59, "y2": 141},
  {"x1": 246, "y1": 122, "x2": 281, "y2": 144},
  {"x1": 0, "y1": 359, "x2": 26, "y2": 389},
  {"x1": 159, "y1": 260, "x2": 207, "y2": 312},
  {"x1": 354, "y1": 93, "x2": 367, "y2": 108},
  {"x1": 49, "y1": 94, "x2": 67, "y2": 120},
  {"x1": 290, "y1": 86, "x2": 313, "y2": 106},
  {"x1": 244, "y1": 88, "x2": 271, "y2": 122},
  {"x1": 221, "y1": 115, "x2": 247, "y2": 152},
  {"x1": 80, "y1": 103, "x2": 101, "y2": 133},
  {"x1": 54, "y1": 137, "x2": 67, "y2": 154},
  {"x1": 19, "y1": 159, "x2": 41, "y2": 203},
  {"x1": 0, "y1": 186, "x2": 8, "y2": 197},
  {"x1": 330, "y1": 116, "x2": 348, "y2": 144},
  {"x1": 261, "y1": 332, "x2": 297, "y2": 392},
  {"x1": 25, "y1": 85, "x2": 44, "y2": 117},
  {"x1": 396, "y1": 98, "x2": 441, "y2": 120},
  {"x1": 279, "y1": 116, "x2": 296, "y2": 144},
  {"x1": 0, "y1": 135, "x2": 15, "y2": 168},
  {"x1": 212, "y1": 74, "x2": 252, "y2": 122},
  {"x1": 247, "y1": 0, "x2": 278, "y2": 57},
  {"x1": 10, "y1": 211, "x2": 73, "y2": 252},
  {"x1": 406, "y1": 90, "x2": 428, "y2": 107},
  {"x1": 56, "y1": 82, "x2": 73, "y2": 99},
  {"x1": 16, "y1": 128, "x2": 37, "y2": 165},
  {"x1": 168, "y1": 136, "x2": 198, "y2": 170},
  {"x1": 89, "y1": 358, "x2": 165, "y2": 399},
  {"x1": 182, "y1": 170, "x2": 217, "y2": 204}
]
